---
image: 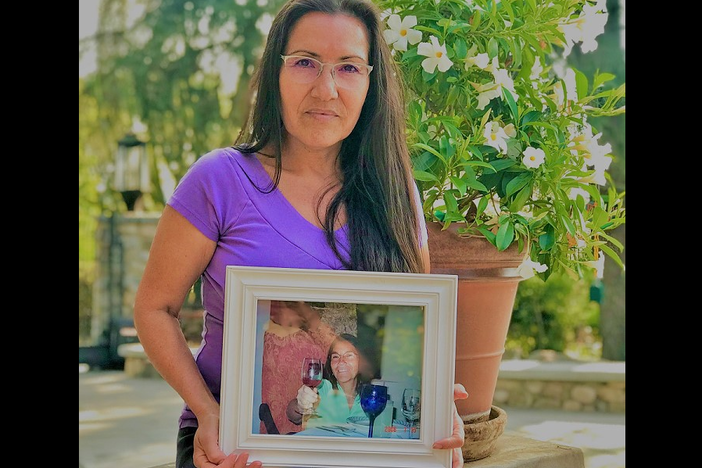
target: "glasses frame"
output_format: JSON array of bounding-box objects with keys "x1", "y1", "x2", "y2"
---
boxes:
[
  {"x1": 330, "y1": 351, "x2": 358, "y2": 363},
  {"x1": 280, "y1": 54, "x2": 374, "y2": 87}
]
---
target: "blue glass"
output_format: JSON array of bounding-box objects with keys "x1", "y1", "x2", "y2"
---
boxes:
[{"x1": 359, "y1": 384, "x2": 388, "y2": 438}]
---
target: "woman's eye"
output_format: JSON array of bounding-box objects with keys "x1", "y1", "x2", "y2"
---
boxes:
[
  {"x1": 338, "y1": 63, "x2": 360, "y2": 74},
  {"x1": 295, "y1": 58, "x2": 316, "y2": 68}
]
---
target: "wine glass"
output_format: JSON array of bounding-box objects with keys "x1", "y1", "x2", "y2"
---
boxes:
[
  {"x1": 359, "y1": 383, "x2": 388, "y2": 438},
  {"x1": 401, "y1": 388, "x2": 421, "y2": 439},
  {"x1": 300, "y1": 357, "x2": 323, "y2": 416}
]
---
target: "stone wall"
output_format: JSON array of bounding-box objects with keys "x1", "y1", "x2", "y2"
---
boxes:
[
  {"x1": 492, "y1": 359, "x2": 625, "y2": 413},
  {"x1": 90, "y1": 213, "x2": 160, "y2": 343}
]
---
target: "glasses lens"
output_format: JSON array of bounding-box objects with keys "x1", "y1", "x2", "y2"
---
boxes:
[
  {"x1": 333, "y1": 62, "x2": 369, "y2": 89},
  {"x1": 283, "y1": 56, "x2": 321, "y2": 84}
]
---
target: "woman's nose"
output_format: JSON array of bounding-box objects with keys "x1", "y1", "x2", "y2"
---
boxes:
[{"x1": 311, "y1": 66, "x2": 339, "y2": 100}]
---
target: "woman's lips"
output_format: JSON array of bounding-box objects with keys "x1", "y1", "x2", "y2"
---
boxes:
[{"x1": 306, "y1": 109, "x2": 339, "y2": 121}]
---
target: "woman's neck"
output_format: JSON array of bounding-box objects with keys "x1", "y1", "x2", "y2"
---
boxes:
[
  {"x1": 265, "y1": 319, "x2": 301, "y2": 337},
  {"x1": 263, "y1": 141, "x2": 341, "y2": 180},
  {"x1": 339, "y1": 379, "x2": 357, "y2": 408}
]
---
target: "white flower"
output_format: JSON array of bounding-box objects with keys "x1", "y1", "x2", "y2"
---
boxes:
[
  {"x1": 568, "y1": 187, "x2": 590, "y2": 202},
  {"x1": 464, "y1": 44, "x2": 490, "y2": 70},
  {"x1": 529, "y1": 56, "x2": 543, "y2": 80},
  {"x1": 474, "y1": 82, "x2": 502, "y2": 110},
  {"x1": 563, "y1": 68, "x2": 578, "y2": 103},
  {"x1": 383, "y1": 14, "x2": 422, "y2": 52},
  {"x1": 584, "y1": 252, "x2": 605, "y2": 279},
  {"x1": 417, "y1": 36, "x2": 453, "y2": 73},
  {"x1": 559, "y1": 0, "x2": 608, "y2": 56},
  {"x1": 522, "y1": 147, "x2": 545, "y2": 169},
  {"x1": 473, "y1": 58, "x2": 519, "y2": 110},
  {"x1": 517, "y1": 257, "x2": 548, "y2": 279},
  {"x1": 483, "y1": 121, "x2": 510, "y2": 154}
]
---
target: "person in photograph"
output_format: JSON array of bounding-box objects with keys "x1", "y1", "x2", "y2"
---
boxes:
[
  {"x1": 132, "y1": 0, "x2": 468, "y2": 467},
  {"x1": 259, "y1": 300, "x2": 337, "y2": 435},
  {"x1": 286, "y1": 333, "x2": 373, "y2": 427}
]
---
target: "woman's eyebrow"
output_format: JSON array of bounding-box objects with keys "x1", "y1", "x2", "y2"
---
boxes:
[{"x1": 286, "y1": 49, "x2": 368, "y2": 62}]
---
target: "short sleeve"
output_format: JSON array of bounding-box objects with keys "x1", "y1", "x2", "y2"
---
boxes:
[{"x1": 167, "y1": 148, "x2": 247, "y2": 242}]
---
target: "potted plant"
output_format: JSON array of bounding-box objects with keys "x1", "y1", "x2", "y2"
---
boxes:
[{"x1": 376, "y1": 0, "x2": 625, "y2": 456}]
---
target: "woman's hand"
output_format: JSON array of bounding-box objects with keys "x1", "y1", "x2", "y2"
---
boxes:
[
  {"x1": 432, "y1": 383, "x2": 469, "y2": 468},
  {"x1": 192, "y1": 413, "x2": 262, "y2": 467},
  {"x1": 296, "y1": 384, "x2": 319, "y2": 413}
]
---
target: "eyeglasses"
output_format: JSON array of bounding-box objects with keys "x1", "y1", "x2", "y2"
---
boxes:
[
  {"x1": 330, "y1": 351, "x2": 358, "y2": 363},
  {"x1": 280, "y1": 55, "x2": 373, "y2": 89}
]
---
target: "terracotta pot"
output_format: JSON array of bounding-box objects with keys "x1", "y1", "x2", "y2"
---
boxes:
[{"x1": 426, "y1": 222, "x2": 525, "y2": 424}]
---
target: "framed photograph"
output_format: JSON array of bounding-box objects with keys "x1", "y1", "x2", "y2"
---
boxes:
[{"x1": 220, "y1": 266, "x2": 458, "y2": 468}]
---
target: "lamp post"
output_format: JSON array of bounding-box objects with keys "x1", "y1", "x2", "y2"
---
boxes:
[{"x1": 114, "y1": 133, "x2": 149, "y2": 211}]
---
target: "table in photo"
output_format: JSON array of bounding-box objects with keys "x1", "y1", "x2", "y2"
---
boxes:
[{"x1": 295, "y1": 419, "x2": 418, "y2": 439}]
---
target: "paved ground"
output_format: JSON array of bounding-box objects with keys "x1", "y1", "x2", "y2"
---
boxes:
[{"x1": 79, "y1": 365, "x2": 625, "y2": 468}]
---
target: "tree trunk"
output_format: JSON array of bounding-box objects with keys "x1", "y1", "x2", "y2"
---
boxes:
[{"x1": 601, "y1": 224, "x2": 625, "y2": 360}]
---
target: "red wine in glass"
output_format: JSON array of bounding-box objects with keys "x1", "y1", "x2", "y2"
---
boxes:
[
  {"x1": 302, "y1": 376, "x2": 322, "y2": 387},
  {"x1": 301, "y1": 358, "x2": 323, "y2": 415}
]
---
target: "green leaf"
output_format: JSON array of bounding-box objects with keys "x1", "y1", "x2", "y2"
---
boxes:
[
  {"x1": 520, "y1": 110, "x2": 542, "y2": 126},
  {"x1": 413, "y1": 142, "x2": 445, "y2": 163},
  {"x1": 496, "y1": 221, "x2": 515, "y2": 251},
  {"x1": 487, "y1": 37, "x2": 499, "y2": 59},
  {"x1": 449, "y1": 176, "x2": 467, "y2": 195},
  {"x1": 509, "y1": 184, "x2": 532, "y2": 212},
  {"x1": 490, "y1": 158, "x2": 517, "y2": 171},
  {"x1": 538, "y1": 224, "x2": 555, "y2": 251},
  {"x1": 476, "y1": 195, "x2": 489, "y2": 217},
  {"x1": 422, "y1": 68, "x2": 438, "y2": 82},
  {"x1": 443, "y1": 191, "x2": 459, "y2": 213},
  {"x1": 573, "y1": 67, "x2": 588, "y2": 101},
  {"x1": 463, "y1": 160, "x2": 496, "y2": 171},
  {"x1": 415, "y1": 25, "x2": 443, "y2": 36},
  {"x1": 502, "y1": 86, "x2": 519, "y2": 121},
  {"x1": 453, "y1": 37, "x2": 468, "y2": 60},
  {"x1": 593, "y1": 72, "x2": 616, "y2": 90},
  {"x1": 413, "y1": 170, "x2": 439, "y2": 182},
  {"x1": 505, "y1": 172, "x2": 530, "y2": 197},
  {"x1": 599, "y1": 244, "x2": 625, "y2": 270},
  {"x1": 465, "y1": 178, "x2": 489, "y2": 192},
  {"x1": 471, "y1": 10, "x2": 482, "y2": 29},
  {"x1": 501, "y1": 0, "x2": 515, "y2": 21},
  {"x1": 597, "y1": 231, "x2": 624, "y2": 251},
  {"x1": 559, "y1": 214, "x2": 578, "y2": 237},
  {"x1": 477, "y1": 226, "x2": 496, "y2": 245}
]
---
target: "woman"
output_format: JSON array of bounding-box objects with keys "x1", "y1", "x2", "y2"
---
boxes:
[
  {"x1": 286, "y1": 334, "x2": 373, "y2": 427},
  {"x1": 133, "y1": 0, "x2": 467, "y2": 467}
]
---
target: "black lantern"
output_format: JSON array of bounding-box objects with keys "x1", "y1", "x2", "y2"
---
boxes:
[{"x1": 114, "y1": 133, "x2": 149, "y2": 211}]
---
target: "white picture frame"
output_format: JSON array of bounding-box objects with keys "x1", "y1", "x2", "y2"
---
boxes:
[{"x1": 220, "y1": 266, "x2": 458, "y2": 468}]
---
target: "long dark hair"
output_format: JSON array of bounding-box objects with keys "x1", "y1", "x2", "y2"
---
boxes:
[
  {"x1": 233, "y1": 0, "x2": 424, "y2": 274},
  {"x1": 323, "y1": 333, "x2": 374, "y2": 394}
]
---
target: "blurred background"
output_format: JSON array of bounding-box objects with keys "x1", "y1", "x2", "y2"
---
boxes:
[
  {"x1": 79, "y1": 1, "x2": 625, "y2": 466},
  {"x1": 79, "y1": 0, "x2": 624, "y2": 369}
]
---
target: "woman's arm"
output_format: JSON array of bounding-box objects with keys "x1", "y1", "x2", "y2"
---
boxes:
[{"x1": 133, "y1": 206, "x2": 227, "y2": 462}]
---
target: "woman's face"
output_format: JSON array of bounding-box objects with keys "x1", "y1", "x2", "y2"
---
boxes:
[
  {"x1": 279, "y1": 11, "x2": 371, "y2": 154},
  {"x1": 330, "y1": 340, "x2": 360, "y2": 386}
]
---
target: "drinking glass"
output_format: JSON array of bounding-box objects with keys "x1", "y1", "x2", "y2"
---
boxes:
[
  {"x1": 300, "y1": 357, "x2": 323, "y2": 416},
  {"x1": 401, "y1": 388, "x2": 421, "y2": 439},
  {"x1": 359, "y1": 383, "x2": 388, "y2": 438}
]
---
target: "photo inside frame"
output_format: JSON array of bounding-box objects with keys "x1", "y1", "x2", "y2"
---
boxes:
[{"x1": 251, "y1": 299, "x2": 425, "y2": 440}]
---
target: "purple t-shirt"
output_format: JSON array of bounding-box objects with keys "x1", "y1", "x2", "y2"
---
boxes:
[{"x1": 167, "y1": 147, "x2": 427, "y2": 428}]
